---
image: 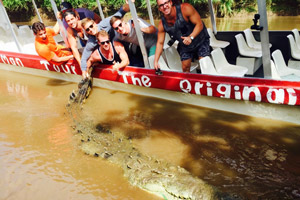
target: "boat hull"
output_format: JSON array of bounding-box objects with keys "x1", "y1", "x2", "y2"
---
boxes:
[{"x1": 1, "y1": 50, "x2": 300, "y2": 124}]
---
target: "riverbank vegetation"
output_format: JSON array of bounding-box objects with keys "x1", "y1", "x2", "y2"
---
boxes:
[{"x1": 2, "y1": 0, "x2": 300, "y2": 22}]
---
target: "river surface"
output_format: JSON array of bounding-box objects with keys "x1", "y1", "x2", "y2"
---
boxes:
[
  {"x1": 15, "y1": 13, "x2": 300, "y2": 31},
  {"x1": 202, "y1": 15, "x2": 300, "y2": 31},
  {"x1": 1, "y1": 67, "x2": 300, "y2": 199}
]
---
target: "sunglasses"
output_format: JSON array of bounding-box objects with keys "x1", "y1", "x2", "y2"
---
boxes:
[
  {"x1": 158, "y1": 0, "x2": 170, "y2": 9},
  {"x1": 114, "y1": 22, "x2": 123, "y2": 31},
  {"x1": 85, "y1": 24, "x2": 94, "y2": 32},
  {"x1": 100, "y1": 40, "x2": 110, "y2": 45}
]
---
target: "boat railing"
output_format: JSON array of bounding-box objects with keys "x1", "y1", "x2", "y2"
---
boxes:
[{"x1": 0, "y1": 0, "x2": 297, "y2": 80}]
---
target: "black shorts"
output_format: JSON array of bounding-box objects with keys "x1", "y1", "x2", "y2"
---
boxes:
[{"x1": 179, "y1": 38, "x2": 210, "y2": 61}]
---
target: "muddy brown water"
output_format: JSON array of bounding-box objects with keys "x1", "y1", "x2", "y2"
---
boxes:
[
  {"x1": 15, "y1": 14, "x2": 300, "y2": 31},
  {"x1": 1, "y1": 67, "x2": 300, "y2": 199}
]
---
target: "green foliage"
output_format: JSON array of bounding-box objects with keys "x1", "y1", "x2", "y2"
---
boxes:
[
  {"x1": 213, "y1": 0, "x2": 234, "y2": 17},
  {"x1": 3, "y1": 0, "x2": 35, "y2": 21},
  {"x1": 2, "y1": 0, "x2": 300, "y2": 22},
  {"x1": 271, "y1": 0, "x2": 300, "y2": 16},
  {"x1": 186, "y1": 0, "x2": 209, "y2": 17},
  {"x1": 3, "y1": 0, "x2": 32, "y2": 11},
  {"x1": 233, "y1": 0, "x2": 256, "y2": 13}
]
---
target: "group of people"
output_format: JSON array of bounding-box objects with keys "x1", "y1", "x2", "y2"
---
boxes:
[{"x1": 32, "y1": 0, "x2": 210, "y2": 79}]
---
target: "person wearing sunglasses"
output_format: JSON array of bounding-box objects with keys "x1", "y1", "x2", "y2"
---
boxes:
[
  {"x1": 153, "y1": 0, "x2": 210, "y2": 73},
  {"x1": 110, "y1": 16, "x2": 157, "y2": 59},
  {"x1": 79, "y1": 0, "x2": 133, "y2": 79},
  {"x1": 86, "y1": 30, "x2": 129, "y2": 73},
  {"x1": 32, "y1": 21, "x2": 74, "y2": 66}
]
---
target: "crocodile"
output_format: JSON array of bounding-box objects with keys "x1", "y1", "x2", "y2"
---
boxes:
[
  {"x1": 66, "y1": 109, "x2": 217, "y2": 200},
  {"x1": 65, "y1": 78, "x2": 233, "y2": 199}
]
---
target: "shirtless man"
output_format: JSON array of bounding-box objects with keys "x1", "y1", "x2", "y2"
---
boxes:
[
  {"x1": 86, "y1": 30, "x2": 129, "y2": 74},
  {"x1": 154, "y1": 0, "x2": 210, "y2": 72}
]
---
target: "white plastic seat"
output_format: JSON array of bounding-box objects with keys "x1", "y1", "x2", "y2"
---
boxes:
[
  {"x1": 11, "y1": 23, "x2": 19, "y2": 36},
  {"x1": 148, "y1": 55, "x2": 170, "y2": 71},
  {"x1": 18, "y1": 25, "x2": 34, "y2": 39},
  {"x1": 0, "y1": 26, "x2": 20, "y2": 52},
  {"x1": 235, "y1": 33, "x2": 262, "y2": 75},
  {"x1": 292, "y1": 29, "x2": 300, "y2": 49},
  {"x1": 235, "y1": 33, "x2": 262, "y2": 57},
  {"x1": 271, "y1": 49, "x2": 300, "y2": 78},
  {"x1": 243, "y1": 28, "x2": 272, "y2": 50},
  {"x1": 207, "y1": 28, "x2": 230, "y2": 49},
  {"x1": 163, "y1": 46, "x2": 182, "y2": 72},
  {"x1": 269, "y1": 60, "x2": 300, "y2": 81},
  {"x1": 270, "y1": 60, "x2": 281, "y2": 80},
  {"x1": 199, "y1": 56, "x2": 219, "y2": 75},
  {"x1": 163, "y1": 32, "x2": 172, "y2": 49},
  {"x1": 287, "y1": 34, "x2": 300, "y2": 60},
  {"x1": 163, "y1": 46, "x2": 199, "y2": 73},
  {"x1": 0, "y1": 40, "x2": 5, "y2": 51},
  {"x1": 0, "y1": 26, "x2": 6, "y2": 39},
  {"x1": 269, "y1": 59, "x2": 300, "y2": 81},
  {"x1": 17, "y1": 25, "x2": 37, "y2": 55},
  {"x1": 17, "y1": 25, "x2": 35, "y2": 46},
  {"x1": 211, "y1": 48, "x2": 248, "y2": 77},
  {"x1": 0, "y1": 22, "x2": 8, "y2": 30}
]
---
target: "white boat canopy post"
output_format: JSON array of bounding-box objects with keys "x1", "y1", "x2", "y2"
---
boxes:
[
  {"x1": 257, "y1": 0, "x2": 272, "y2": 78},
  {"x1": 32, "y1": 0, "x2": 43, "y2": 23},
  {"x1": 0, "y1": 0, "x2": 22, "y2": 52},
  {"x1": 128, "y1": 0, "x2": 150, "y2": 68},
  {"x1": 145, "y1": 0, "x2": 155, "y2": 26},
  {"x1": 207, "y1": 0, "x2": 217, "y2": 34},
  {"x1": 49, "y1": 0, "x2": 69, "y2": 47},
  {"x1": 96, "y1": 0, "x2": 105, "y2": 20}
]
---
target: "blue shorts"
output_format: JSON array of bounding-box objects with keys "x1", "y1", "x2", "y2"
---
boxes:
[{"x1": 179, "y1": 38, "x2": 210, "y2": 61}]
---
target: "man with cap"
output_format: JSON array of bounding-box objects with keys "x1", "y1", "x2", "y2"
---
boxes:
[{"x1": 60, "y1": 2, "x2": 101, "y2": 30}]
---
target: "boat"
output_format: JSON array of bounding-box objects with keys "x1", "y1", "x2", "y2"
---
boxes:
[{"x1": 0, "y1": 0, "x2": 300, "y2": 125}]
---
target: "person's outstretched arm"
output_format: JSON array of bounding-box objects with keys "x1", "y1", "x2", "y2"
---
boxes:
[
  {"x1": 66, "y1": 27, "x2": 81, "y2": 67},
  {"x1": 113, "y1": 41, "x2": 129, "y2": 70},
  {"x1": 80, "y1": 37, "x2": 98, "y2": 78},
  {"x1": 153, "y1": 21, "x2": 165, "y2": 70}
]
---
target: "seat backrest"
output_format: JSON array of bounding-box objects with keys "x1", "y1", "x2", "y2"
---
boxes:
[
  {"x1": 243, "y1": 28, "x2": 260, "y2": 49},
  {"x1": 17, "y1": 25, "x2": 35, "y2": 45},
  {"x1": 0, "y1": 22, "x2": 8, "y2": 30},
  {"x1": 199, "y1": 56, "x2": 218, "y2": 75},
  {"x1": 11, "y1": 23, "x2": 19, "y2": 36},
  {"x1": 271, "y1": 49, "x2": 288, "y2": 73},
  {"x1": 235, "y1": 33, "x2": 252, "y2": 56},
  {"x1": 292, "y1": 29, "x2": 300, "y2": 49},
  {"x1": 148, "y1": 54, "x2": 170, "y2": 70},
  {"x1": 0, "y1": 40, "x2": 4, "y2": 51},
  {"x1": 207, "y1": 28, "x2": 217, "y2": 43},
  {"x1": 287, "y1": 34, "x2": 300, "y2": 59},
  {"x1": 163, "y1": 46, "x2": 182, "y2": 71},
  {"x1": 211, "y1": 47, "x2": 229, "y2": 71},
  {"x1": 270, "y1": 60, "x2": 281, "y2": 80},
  {"x1": 163, "y1": 32, "x2": 171, "y2": 49},
  {"x1": 0, "y1": 26, "x2": 11, "y2": 42}
]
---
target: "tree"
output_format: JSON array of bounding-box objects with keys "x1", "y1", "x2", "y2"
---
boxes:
[
  {"x1": 271, "y1": 0, "x2": 300, "y2": 16},
  {"x1": 3, "y1": 0, "x2": 35, "y2": 21},
  {"x1": 213, "y1": 0, "x2": 234, "y2": 17}
]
